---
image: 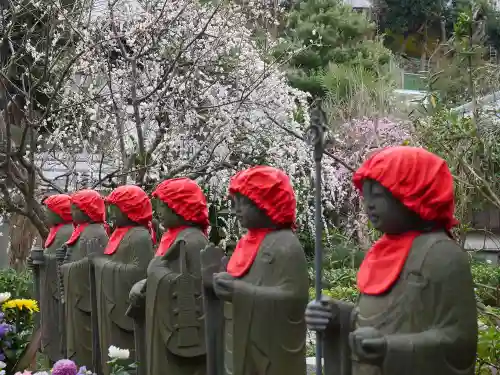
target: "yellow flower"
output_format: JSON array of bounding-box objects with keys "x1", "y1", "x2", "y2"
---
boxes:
[{"x1": 2, "y1": 299, "x2": 39, "y2": 313}]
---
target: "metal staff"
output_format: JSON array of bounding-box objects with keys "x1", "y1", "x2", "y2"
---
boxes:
[
  {"x1": 306, "y1": 102, "x2": 327, "y2": 375},
  {"x1": 56, "y1": 244, "x2": 68, "y2": 357}
]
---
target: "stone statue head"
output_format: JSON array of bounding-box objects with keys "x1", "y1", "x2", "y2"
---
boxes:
[
  {"x1": 362, "y1": 179, "x2": 432, "y2": 234},
  {"x1": 71, "y1": 204, "x2": 92, "y2": 224},
  {"x1": 157, "y1": 199, "x2": 190, "y2": 229},
  {"x1": 232, "y1": 193, "x2": 275, "y2": 229},
  {"x1": 45, "y1": 207, "x2": 65, "y2": 227},
  {"x1": 107, "y1": 203, "x2": 136, "y2": 227}
]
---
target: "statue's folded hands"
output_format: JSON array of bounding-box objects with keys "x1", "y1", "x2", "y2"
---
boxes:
[
  {"x1": 212, "y1": 271, "x2": 236, "y2": 300},
  {"x1": 349, "y1": 326, "x2": 387, "y2": 366}
]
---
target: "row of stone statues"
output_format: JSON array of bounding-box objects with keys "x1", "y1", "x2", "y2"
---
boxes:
[{"x1": 30, "y1": 146, "x2": 479, "y2": 375}]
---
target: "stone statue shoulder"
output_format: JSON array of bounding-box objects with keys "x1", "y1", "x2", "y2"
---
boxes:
[
  {"x1": 259, "y1": 229, "x2": 308, "y2": 272},
  {"x1": 405, "y1": 231, "x2": 457, "y2": 277},
  {"x1": 57, "y1": 223, "x2": 75, "y2": 239},
  {"x1": 175, "y1": 226, "x2": 207, "y2": 250},
  {"x1": 46, "y1": 224, "x2": 74, "y2": 254},
  {"x1": 126, "y1": 226, "x2": 152, "y2": 242},
  {"x1": 79, "y1": 223, "x2": 109, "y2": 250}
]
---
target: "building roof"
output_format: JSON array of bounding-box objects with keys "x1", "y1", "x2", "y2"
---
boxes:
[{"x1": 344, "y1": 0, "x2": 371, "y2": 8}]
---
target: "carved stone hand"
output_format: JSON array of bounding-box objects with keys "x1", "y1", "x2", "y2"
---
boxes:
[
  {"x1": 305, "y1": 295, "x2": 334, "y2": 331},
  {"x1": 349, "y1": 326, "x2": 387, "y2": 365},
  {"x1": 213, "y1": 272, "x2": 236, "y2": 300},
  {"x1": 129, "y1": 279, "x2": 147, "y2": 307}
]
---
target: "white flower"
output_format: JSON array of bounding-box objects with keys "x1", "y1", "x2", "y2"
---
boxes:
[
  {"x1": 108, "y1": 345, "x2": 130, "y2": 360},
  {"x1": 0, "y1": 361, "x2": 6, "y2": 369},
  {"x1": 0, "y1": 370, "x2": 5, "y2": 375},
  {"x1": 0, "y1": 293, "x2": 10, "y2": 304}
]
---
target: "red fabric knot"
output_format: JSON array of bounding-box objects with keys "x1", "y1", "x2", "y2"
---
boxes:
[
  {"x1": 71, "y1": 189, "x2": 106, "y2": 224},
  {"x1": 229, "y1": 165, "x2": 297, "y2": 227},
  {"x1": 352, "y1": 146, "x2": 458, "y2": 295},
  {"x1": 151, "y1": 178, "x2": 209, "y2": 230},
  {"x1": 44, "y1": 194, "x2": 72, "y2": 222}
]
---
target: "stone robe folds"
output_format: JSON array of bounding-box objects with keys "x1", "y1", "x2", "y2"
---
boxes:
[
  {"x1": 93, "y1": 227, "x2": 153, "y2": 375},
  {"x1": 60, "y1": 224, "x2": 108, "y2": 368},
  {"x1": 224, "y1": 230, "x2": 309, "y2": 375},
  {"x1": 40, "y1": 223, "x2": 73, "y2": 362},
  {"x1": 350, "y1": 232, "x2": 478, "y2": 375},
  {"x1": 145, "y1": 227, "x2": 208, "y2": 375}
]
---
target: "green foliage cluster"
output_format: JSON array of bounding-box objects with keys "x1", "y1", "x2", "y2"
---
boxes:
[
  {"x1": 275, "y1": 0, "x2": 393, "y2": 98},
  {"x1": 413, "y1": 105, "x2": 500, "y2": 226},
  {"x1": 0, "y1": 269, "x2": 33, "y2": 299},
  {"x1": 373, "y1": 0, "x2": 443, "y2": 36}
]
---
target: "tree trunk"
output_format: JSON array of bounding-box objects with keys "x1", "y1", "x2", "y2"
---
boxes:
[{"x1": 8, "y1": 214, "x2": 40, "y2": 271}]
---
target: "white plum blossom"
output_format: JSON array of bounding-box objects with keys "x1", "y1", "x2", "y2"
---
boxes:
[
  {"x1": 17, "y1": 0, "x2": 410, "y2": 241},
  {"x1": 0, "y1": 293, "x2": 11, "y2": 304},
  {"x1": 48, "y1": 0, "x2": 319, "y2": 216},
  {"x1": 108, "y1": 345, "x2": 130, "y2": 360}
]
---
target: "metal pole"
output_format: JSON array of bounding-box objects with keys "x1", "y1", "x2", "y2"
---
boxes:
[
  {"x1": 314, "y1": 157, "x2": 323, "y2": 375},
  {"x1": 306, "y1": 102, "x2": 326, "y2": 375}
]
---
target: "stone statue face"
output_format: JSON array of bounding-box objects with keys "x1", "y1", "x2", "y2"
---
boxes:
[
  {"x1": 362, "y1": 179, "x2": 421, "y2": 234},
  {"x1": 233, "y1": 193, "x2": 273, "y2": 229},
  {"x1": 157, "y1": 200, "x2": 186, "y2": 228},
  {"x1": 71, "y1": 204, "x2": 91, "y2": 224},
  {"x1": 45, "y1": 207, "x2": 64, "y2": 227},
  {"x1": 107, "y1": 204, "x2": 133, "y2": 227}
]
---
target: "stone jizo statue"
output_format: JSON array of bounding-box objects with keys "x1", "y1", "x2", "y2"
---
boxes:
[
  {"x1": 129, "y1": 178, "x2": 209, "y2": 375},
  {"x1": 59, "y1": 189, "x2": 109, "y2": 370},
  {"x1": 306, "y1": 147, "x2": 478, "y2": 375},
  {"x1": 90, "y1": 185, "x2": 155, "y2": 375},
  {"x1": 28, "y1": 194, "x2": 74, "y2": 365},
  {"x1": 203, "y1": 165, "x2": 309, "y2": 375}
]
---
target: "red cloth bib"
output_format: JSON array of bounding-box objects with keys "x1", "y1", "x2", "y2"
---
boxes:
[
  {"x1": 104, "y1": 226, "x2": 134, "y2": 255},
  {"x1": 45, "y1": 223, "x2": 69, "y2": 248},
  {"x1": 357, "y1": 231, "x2": 421, "y2": 295},
  {"x1": 155, "y1": 226, "x2": 190, "y2": 256},
  {"x1": 65, "y1": 223, "x2": 89, "y2": 246},
  {"x1": 227, "y1": 229, "x2": 272, "y2": 277}
]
